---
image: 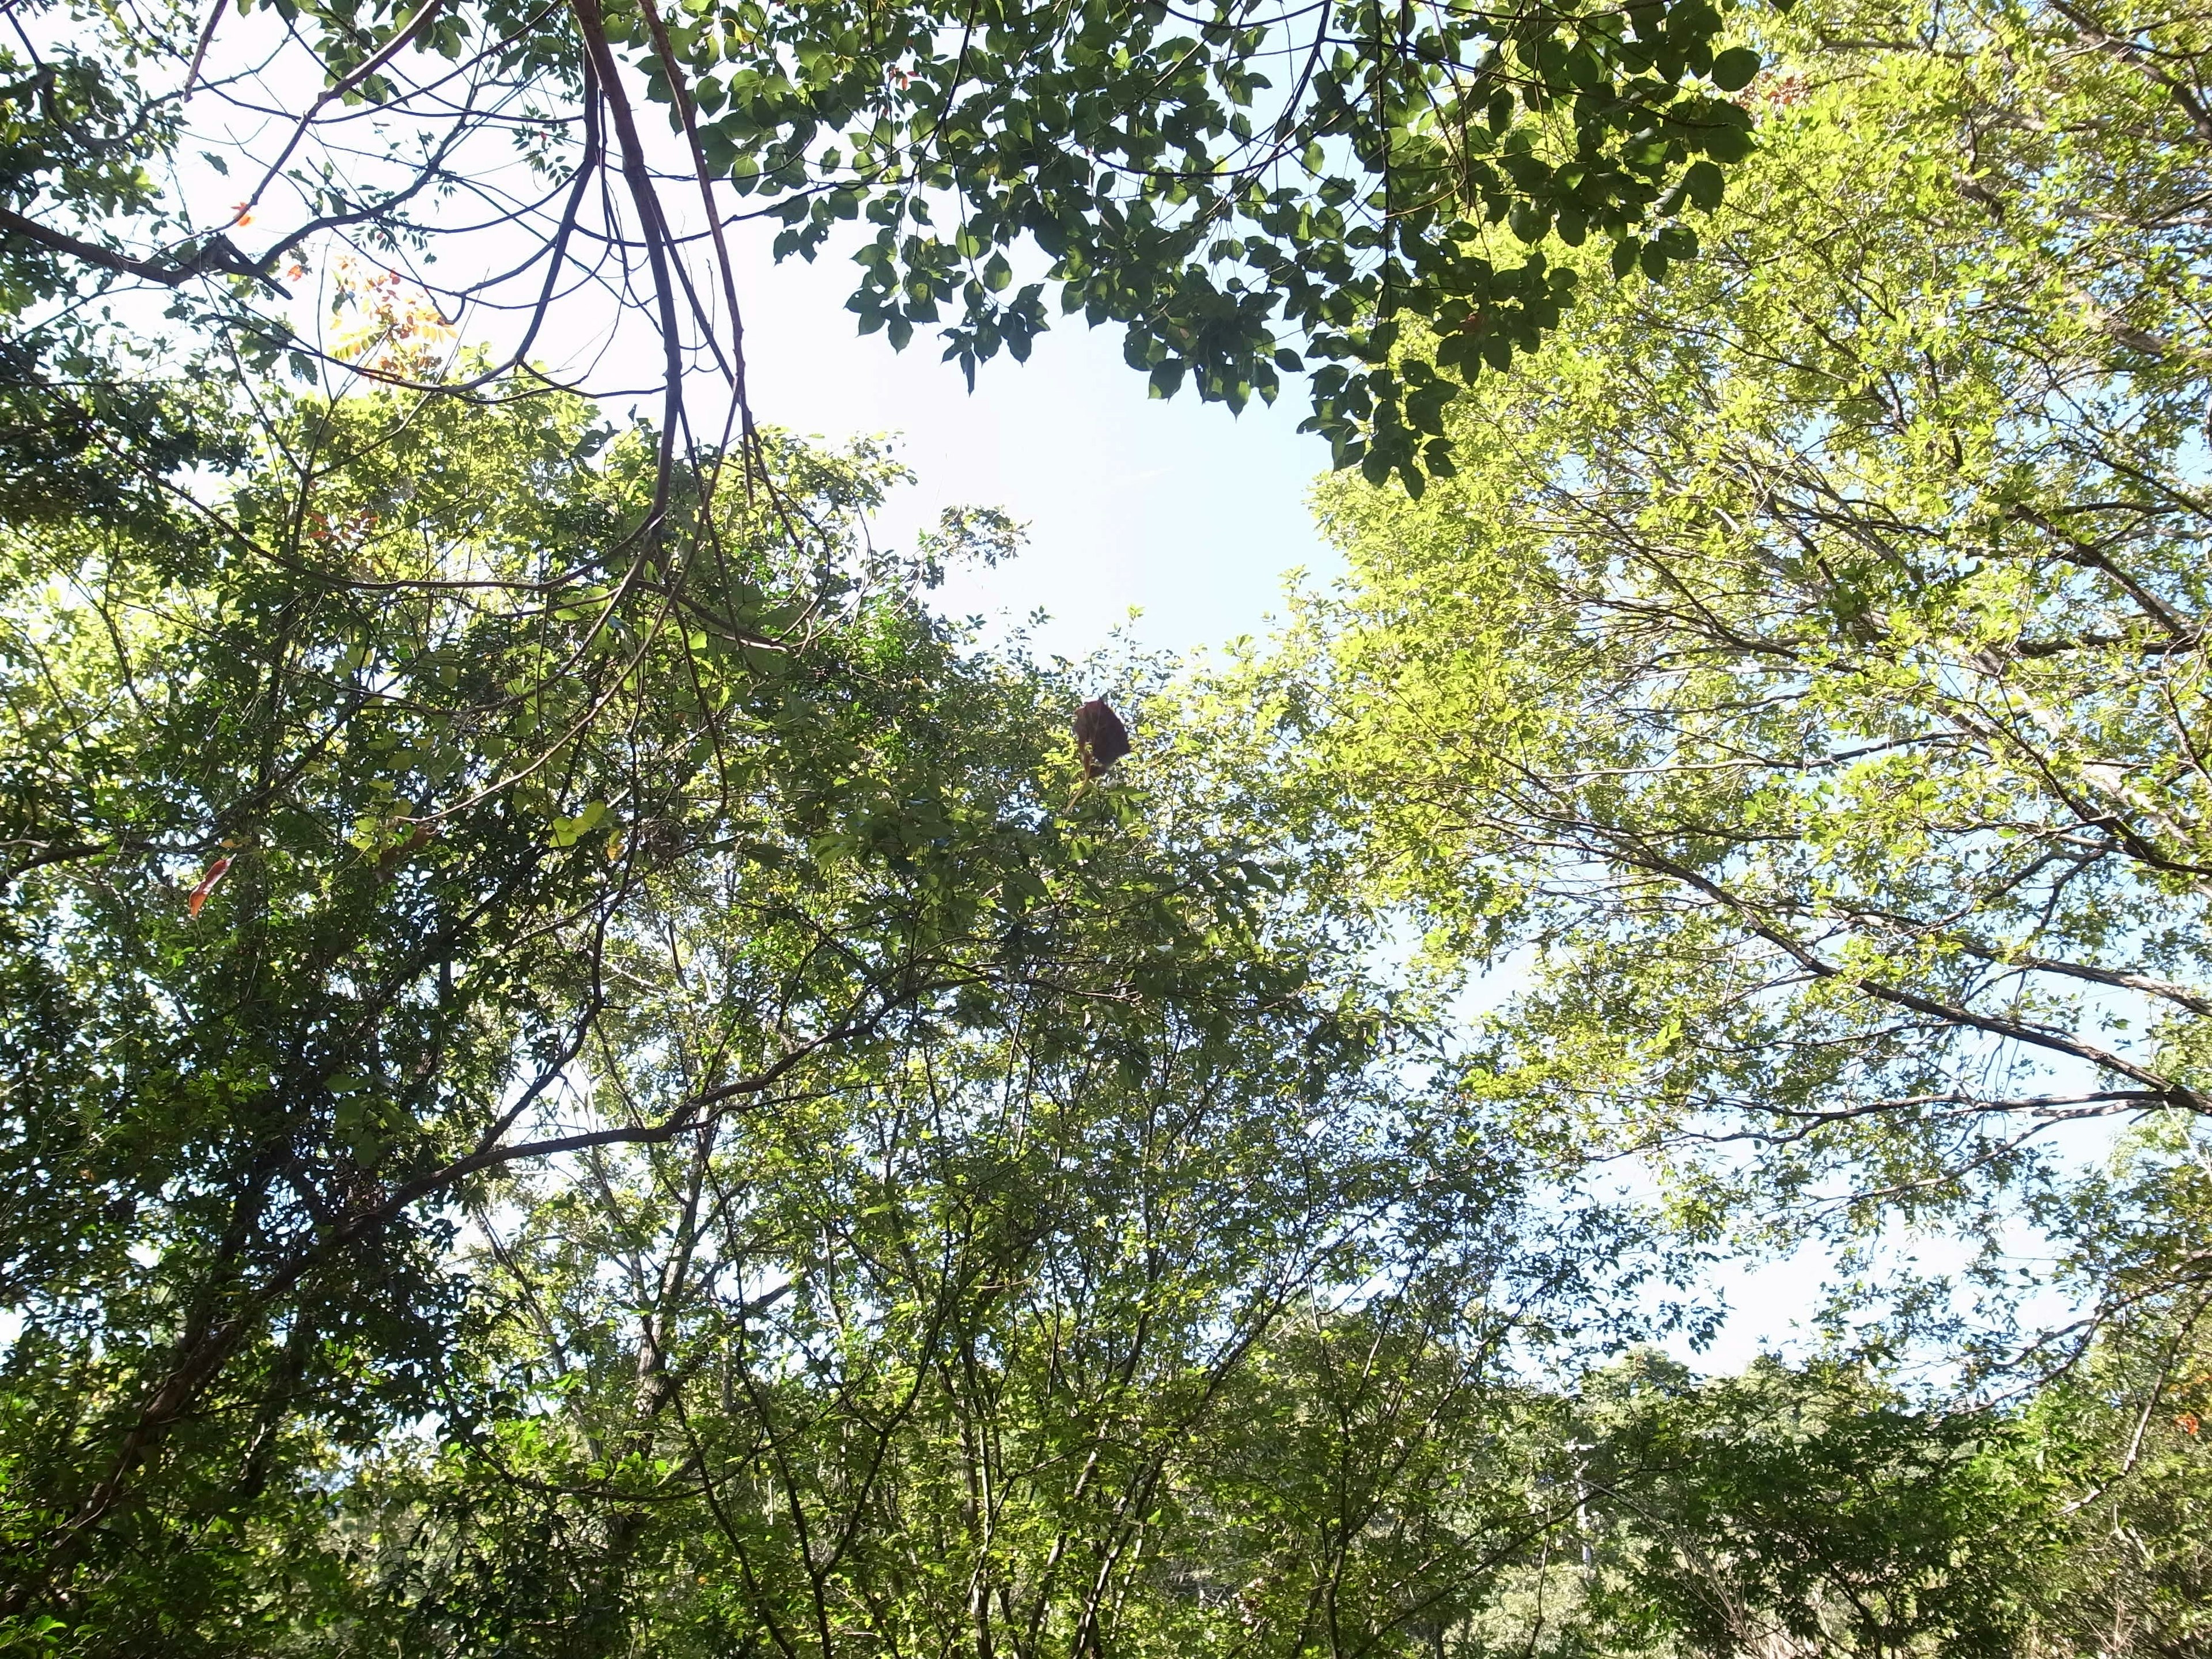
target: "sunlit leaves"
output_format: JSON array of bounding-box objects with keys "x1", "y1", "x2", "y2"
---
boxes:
[{"x1": 1239, "y1": 0, "x2": 2212, "y2": 1260}]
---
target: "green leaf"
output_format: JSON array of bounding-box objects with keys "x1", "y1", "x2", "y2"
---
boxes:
[
  {"x1": 1683, "y1": 159, "x2": 1726, "y2": 211},
  {"x1": 1711, "y1": 47, "x2": 1762, "y2": 92}
]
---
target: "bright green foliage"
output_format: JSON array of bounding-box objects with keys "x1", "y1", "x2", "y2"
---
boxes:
[
  {"x1": 0, "y1": 377, "x2": 1649, "y2": 1650},
  {"x1": 0, "y1": 0, "x2": 222, "y2": 527},
  {"x1": 12, "y1": 0, "x2": 2212, "y2": 1646},
  {"x1": 306, "y1": 1154, "x2": 1611, "y2": 1656},
  {"x1": 1475, "y1": 1331, "x2": 2212, "y2": 1659},
  {"x1": 1982, "y1": 1121, "x2": 2212, "y2": 1653},
  {"x1": 1245, "y1": 0, "x2": 2212, "y2": 1238},
  {"x1": 0, "y1": 385, "x2": 1018, "y2": 1626},
  {"x1": 1437, "y1": 1354, "x2": 2054, "y2": 1658},
  {"x1": 0, "y1": 0, "x2": 181, "y2": 309},
  {"x1": 2019, "y1": 1340, "x2": 2212, "y2": 1650}
]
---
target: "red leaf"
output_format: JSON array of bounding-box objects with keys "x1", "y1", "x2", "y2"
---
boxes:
[{"x1": 186, "y1": 855, "x2": 233, "y2": 918}]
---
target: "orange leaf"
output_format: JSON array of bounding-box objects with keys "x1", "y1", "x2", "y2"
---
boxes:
[{"x1": 186, "y1": 855, "x2": 233, "y2": 917}]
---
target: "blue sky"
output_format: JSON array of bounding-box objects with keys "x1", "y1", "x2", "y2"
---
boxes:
[{"x1": 713, "y1": 230, "x2": 1344, "y2": 665}]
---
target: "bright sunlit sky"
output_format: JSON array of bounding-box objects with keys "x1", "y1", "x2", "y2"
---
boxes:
[{"x1": 666, "y1": 227, "x2": 1346, "y2": 666}]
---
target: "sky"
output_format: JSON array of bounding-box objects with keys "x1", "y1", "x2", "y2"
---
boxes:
[{"x1": 669, "y1": 227, "x2": 1346, "y2": 667}]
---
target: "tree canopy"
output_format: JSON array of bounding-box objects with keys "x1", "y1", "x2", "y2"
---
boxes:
[
  {"x1": 5, "y1": 0, "x2": 2212, "y2": 1649},
  {"x1": 4, "y1": 0, "x2": 1762, "y2": 495},
  {"x1": 1238, "y1": 0, "x2": 2212, "y2": 1272}
]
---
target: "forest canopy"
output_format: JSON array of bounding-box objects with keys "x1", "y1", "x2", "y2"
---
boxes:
[{"x1": 2, "y1": 0, "x2": 2211, "y2": 1652}]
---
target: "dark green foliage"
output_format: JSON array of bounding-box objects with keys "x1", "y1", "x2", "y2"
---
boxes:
[
  {"x1": 1577, "y1": 1358, "x2": 2041, "y2": 1657},
  {"x1": 2, "y1": 0, "x2": 1763, "y2": 501},
  {"x1": 608, "y1": 0, "x2": 1760, "y2": 488}
]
